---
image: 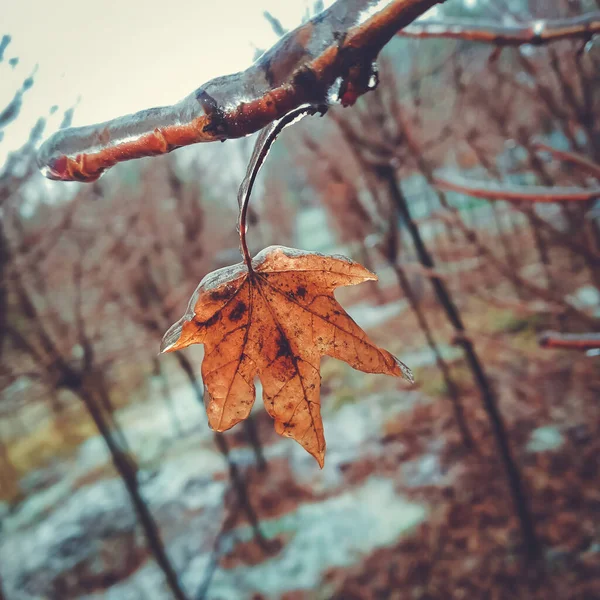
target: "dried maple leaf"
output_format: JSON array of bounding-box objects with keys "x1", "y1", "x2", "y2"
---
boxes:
[{"x1": 161, "y1": 246, "x2": 412, "y2": 467}]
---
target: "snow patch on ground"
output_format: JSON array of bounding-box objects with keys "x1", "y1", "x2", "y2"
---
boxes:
[
  {"x1": 526, "y1": 426, "x2": 565, "y2": 453},
  {"x1": 191, "y1": 476, "x2": 428, "y2": 598}
]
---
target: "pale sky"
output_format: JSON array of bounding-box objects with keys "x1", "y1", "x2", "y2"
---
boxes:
[{"x1": 0, "y1": 0, "x2": 325, "y2": 166}]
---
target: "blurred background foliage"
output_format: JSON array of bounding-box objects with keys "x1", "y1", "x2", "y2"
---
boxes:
[{"x1": 1, "y1": 0, "x2": 600, "y2": 598}]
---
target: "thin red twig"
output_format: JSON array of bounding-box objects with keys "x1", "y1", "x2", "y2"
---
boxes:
[
  {"x1": 533, "y1": 142, "x2": 600, "y2": 180},
  {"x1": 399, "y1": 13, "x2": 600, "y2": 46},
  {"x1": 433, "y1": 175, "x2": 600, "y2": 202},
  {"x1": 539, "y1": 331, "x2": 600, "y2": 351}
]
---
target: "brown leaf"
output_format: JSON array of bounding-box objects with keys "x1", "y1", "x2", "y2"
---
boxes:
[{"x1": 161, "y1": 246, "x2": 412, "y2": 467}]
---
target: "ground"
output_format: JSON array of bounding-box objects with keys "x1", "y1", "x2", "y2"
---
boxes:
[{"x1": 1, "y1": 292, "x2": 599, "y2": 600}]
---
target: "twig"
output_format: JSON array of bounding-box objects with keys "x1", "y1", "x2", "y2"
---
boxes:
[
  {"x1": 173, "y1": 350, "x2": 271, "y2": 551},
  {"x1": 399, "y1": 13, "x2": 600, "y2": 46},
  {"x1": 533, "y1": 142, "x2": 600, "y2": 180},
  {"x1": 436, "y1": 208, "x2": 599, "y2": 325},
  {"x1": 433, "y1": 174, "x2": 600, "y2": 202},
  {"x1": 213, "y1": 433, "x2": 273, "y2": 552},
  {"x1": 539, "y1": 331, "x2": 600, "y2": 350},
  {"x1": 194, "y1": 494, "x2": 238, "y2": 600},
  {"x1": 388, "y1": 255, "x2": 477, "y2": 450}
]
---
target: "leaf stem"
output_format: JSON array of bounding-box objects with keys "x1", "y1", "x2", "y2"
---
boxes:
[{"x1": 237, "y1": 104, "x2": 326, "y2": 272}]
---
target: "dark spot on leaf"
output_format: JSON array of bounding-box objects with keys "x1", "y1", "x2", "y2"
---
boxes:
[
  {"x1": 296, "y1": 286, "x2": 307, "y2": 299},
  {"x1": 229, "y1": 301, "x2": 247, "y2": 322},
  {"x1": 200, "y1": 312, "x2": 220, "y2": 328},
  {"x1": 210, "y1": 286, "x2": 234, "y2": 301},
  {"x1": 275, "y1": 333, "x2": 293, "y2": 359}
]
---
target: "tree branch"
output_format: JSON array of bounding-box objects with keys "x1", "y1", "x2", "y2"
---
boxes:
[
  {"x1": 399, "y1": 13, "x2": 600, "y2": 46},
  {"x1": 37, "y1": 0, "x2": 441, "y2": 183},
  {"x1": 533, "y1": 142, "x2": 600, "y2": 180},
  {"x1": 539, "y1": 331, "x2": 600, "y2": 351},
  {"x1": 433, "y1": 174, "x2": 600, "y2": 203}
]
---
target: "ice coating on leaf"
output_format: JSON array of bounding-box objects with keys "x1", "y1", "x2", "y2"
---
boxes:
[
  {"x1": 36, "y1": 0, "x2": 401, "y2": 182},
  {"x1": 160, "y1": 261, "x2": 248, "y2": 353},
  {"x1": 255, "y1": 246, "x2": 379, "y2": 288},
  {"x1": 394, "y1": 356, "x2": 415, "y2": 384},
  {"x1": 161, "y1": 245, "x2": 413, "y2": 467}
]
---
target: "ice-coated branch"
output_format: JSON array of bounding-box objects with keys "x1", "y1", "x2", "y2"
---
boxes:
[
  {"x1": 539, "y1": 331, "x2": 600, "y2": 351},
  {"x1": 398, "y1": 13, "x2": 600, "y2": 46},
  {"x1": 433, "y1": 174, "x2": 600, "y2": 203},
  {"x1": 37, "y1": 0, "x2": 440, "y2": 183},
  {"x1": 533, "y1": 142, "x2": 600, "y2": 180}
]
